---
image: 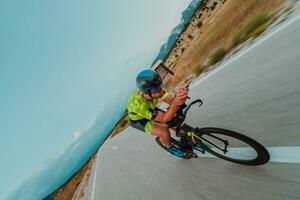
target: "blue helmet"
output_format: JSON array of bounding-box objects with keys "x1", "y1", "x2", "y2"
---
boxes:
[{"x1": 136, "y1": 70, "x2": 162, "y2": 95}]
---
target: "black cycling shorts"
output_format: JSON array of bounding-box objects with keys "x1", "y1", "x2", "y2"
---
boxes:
[{"x1": 130, "y1": 119, "x2": 149, "y2": 132}]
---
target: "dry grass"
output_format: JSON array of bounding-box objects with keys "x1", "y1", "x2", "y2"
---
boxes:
[
  {"x1": 231, "y1": 12, "x2": 271, "y2": 47},
  {"x1": 249, "y1": 23, "x2": 268, "y2": 37},
  {"x1": 209, "y1": 48, "x2": 227, "y2": 65},
  {"x1": 192, "y1": 64, "x2": 206, "y2": 77},
  {"x1": 165, "y1": 0, "x2": 285, "y2": 89}
]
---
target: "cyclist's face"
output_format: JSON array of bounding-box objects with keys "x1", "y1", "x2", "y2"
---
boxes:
[{"x1": 151, "y1": 89, "x2": 164, "y2": 99}]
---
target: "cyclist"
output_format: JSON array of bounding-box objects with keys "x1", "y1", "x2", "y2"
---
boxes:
[{"x1": 127, "y1": 69, "x2": 189, "y2": 157}]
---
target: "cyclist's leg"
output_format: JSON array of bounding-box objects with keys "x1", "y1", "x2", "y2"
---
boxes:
[
  {"x1": 130, "y1": 119, "x2": 171, "y2": 147},
  {"x1": 150, "y1": 123, "x2": 171, "y2": 147},
  {"x1": 151, "y1": 122, "x2": 188, "y2": 157}
]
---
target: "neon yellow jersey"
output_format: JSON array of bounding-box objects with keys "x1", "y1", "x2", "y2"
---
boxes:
[
  {"x1": 128, "y1": 91, "x2": 157, "y2": 121},
  {"x1": 127, "y1": 90, "x2": 169, "y2": 133}
]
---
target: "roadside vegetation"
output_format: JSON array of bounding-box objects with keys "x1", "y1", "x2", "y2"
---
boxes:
[
  {"x1": 231, "y1": 12, "x2": 273, "y2": 47},
  {"x1": 207, "y1": 10, "x2": 280, "y2": 67},
  {"x1": 162, "y1": 0, "x2": 291, "y2": 90},
  {"x1": 209, "y1": 48, "x2": 227, "y2": 65}
]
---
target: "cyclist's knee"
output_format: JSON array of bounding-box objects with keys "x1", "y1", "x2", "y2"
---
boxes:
[
  {"x1": 160, "y1": 131, "x2": 170, "y2": 141},
  {"x1": 151, "y1": 124, "x2": 170, "y2": 138}
]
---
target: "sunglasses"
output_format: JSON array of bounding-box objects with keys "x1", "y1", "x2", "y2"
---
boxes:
[{"x1": 149, "y1": 85, "x2": 162, "y2": 94}]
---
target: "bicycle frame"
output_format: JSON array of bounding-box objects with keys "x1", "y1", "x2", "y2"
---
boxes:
[{"x1": 169, "y1": 99, "x2": 229, "y2": 154}]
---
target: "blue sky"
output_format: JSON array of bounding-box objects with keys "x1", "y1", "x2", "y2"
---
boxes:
[{"x1": 0, "y1": 0, "x2": 192, "y2": 199}]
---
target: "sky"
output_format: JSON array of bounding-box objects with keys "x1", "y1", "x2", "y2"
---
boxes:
[{"x1": 0, "y1": 0, "x2": 192, "y2": 199}]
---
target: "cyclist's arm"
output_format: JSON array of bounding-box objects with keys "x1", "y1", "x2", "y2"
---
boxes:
[
  {"x1": 163, "y1": 94, "x2": 174, "y2": 105},
  {"x1": 160, "y1": 89, "x2": 173, "y2": 105},
  {"x1": 154, "y1": 88, "x2": 188, "y2": 122},
  {"x1": 162, "y1": 86, "x2": 189, "y2": 105},
  {"x1": 153, "y1": 103, "x2": 179, "y2": 123}
]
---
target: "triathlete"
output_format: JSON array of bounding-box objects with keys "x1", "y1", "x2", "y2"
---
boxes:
[{"x1": 127, "y1": 69, "x2": 189, "y2": 157}]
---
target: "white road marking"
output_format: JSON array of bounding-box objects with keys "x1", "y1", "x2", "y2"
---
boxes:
[{"x1": 266, "y1": 146, "x2": 300, "y2": 164}]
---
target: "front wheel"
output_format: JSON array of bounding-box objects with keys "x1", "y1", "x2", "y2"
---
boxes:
[{"x1": 194, "y1": 128, "x2": 270, "y2": 165}]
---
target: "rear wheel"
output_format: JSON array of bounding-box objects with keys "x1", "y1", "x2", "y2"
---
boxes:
[{"x1": 194, "y1": 128, "x2": 270, "y2": 165}]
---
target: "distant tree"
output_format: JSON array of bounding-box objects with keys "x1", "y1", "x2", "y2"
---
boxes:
[
  {"x1": 188, "y1": 34, "x2": 194, "y2": 40},
  {"x1": 197, "y1": 21, "x2": 203, "y2": 28}
]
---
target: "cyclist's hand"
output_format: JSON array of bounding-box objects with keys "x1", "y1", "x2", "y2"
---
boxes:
[
  {"x1": 173, "y1": 87, "x2": 189, "y2": 106},
  {"x1": 175, "y1": 86, "x2": 189, "y2": 98}
]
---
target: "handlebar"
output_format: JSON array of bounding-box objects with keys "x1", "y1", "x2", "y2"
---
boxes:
[
  {"x1": 183, "y1": 99, "x2": 203, "y2": 116},
  {"x1": 168, "y1": 99, "x2": 203, "y2": 129}
]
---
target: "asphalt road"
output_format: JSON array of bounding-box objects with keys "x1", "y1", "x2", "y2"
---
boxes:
[
  {"x1": 185, "y1": 15, "x2": 300, "y2": 147},
  {"x1": 91, "y1": 7, "x2": 300, "y2": 200},
  {"x1": 95, "y1": 131, "x2": 300, "y2": 200}
]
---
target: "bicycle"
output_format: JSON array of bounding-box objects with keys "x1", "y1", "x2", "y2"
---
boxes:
[{"x1": 156, "y1": 99, "x2": 270, "y2": 165}]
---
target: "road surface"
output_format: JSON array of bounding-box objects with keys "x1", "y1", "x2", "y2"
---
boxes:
[{"x1": 92, "y1": 6, "x2": 300, "y2": 200}]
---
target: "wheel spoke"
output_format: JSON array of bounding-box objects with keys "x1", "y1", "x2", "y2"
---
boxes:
[{"x1": 202, "y1": 132, "x2": 258, "y2": 160}]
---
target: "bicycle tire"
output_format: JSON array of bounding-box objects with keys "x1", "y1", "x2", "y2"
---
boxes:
[
  {"x1": 155, "y1": 137, "x2": 197, "y2": 159},
  {"x1": 195, "y1": 127, "x2": 270, "y2": 165}
]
